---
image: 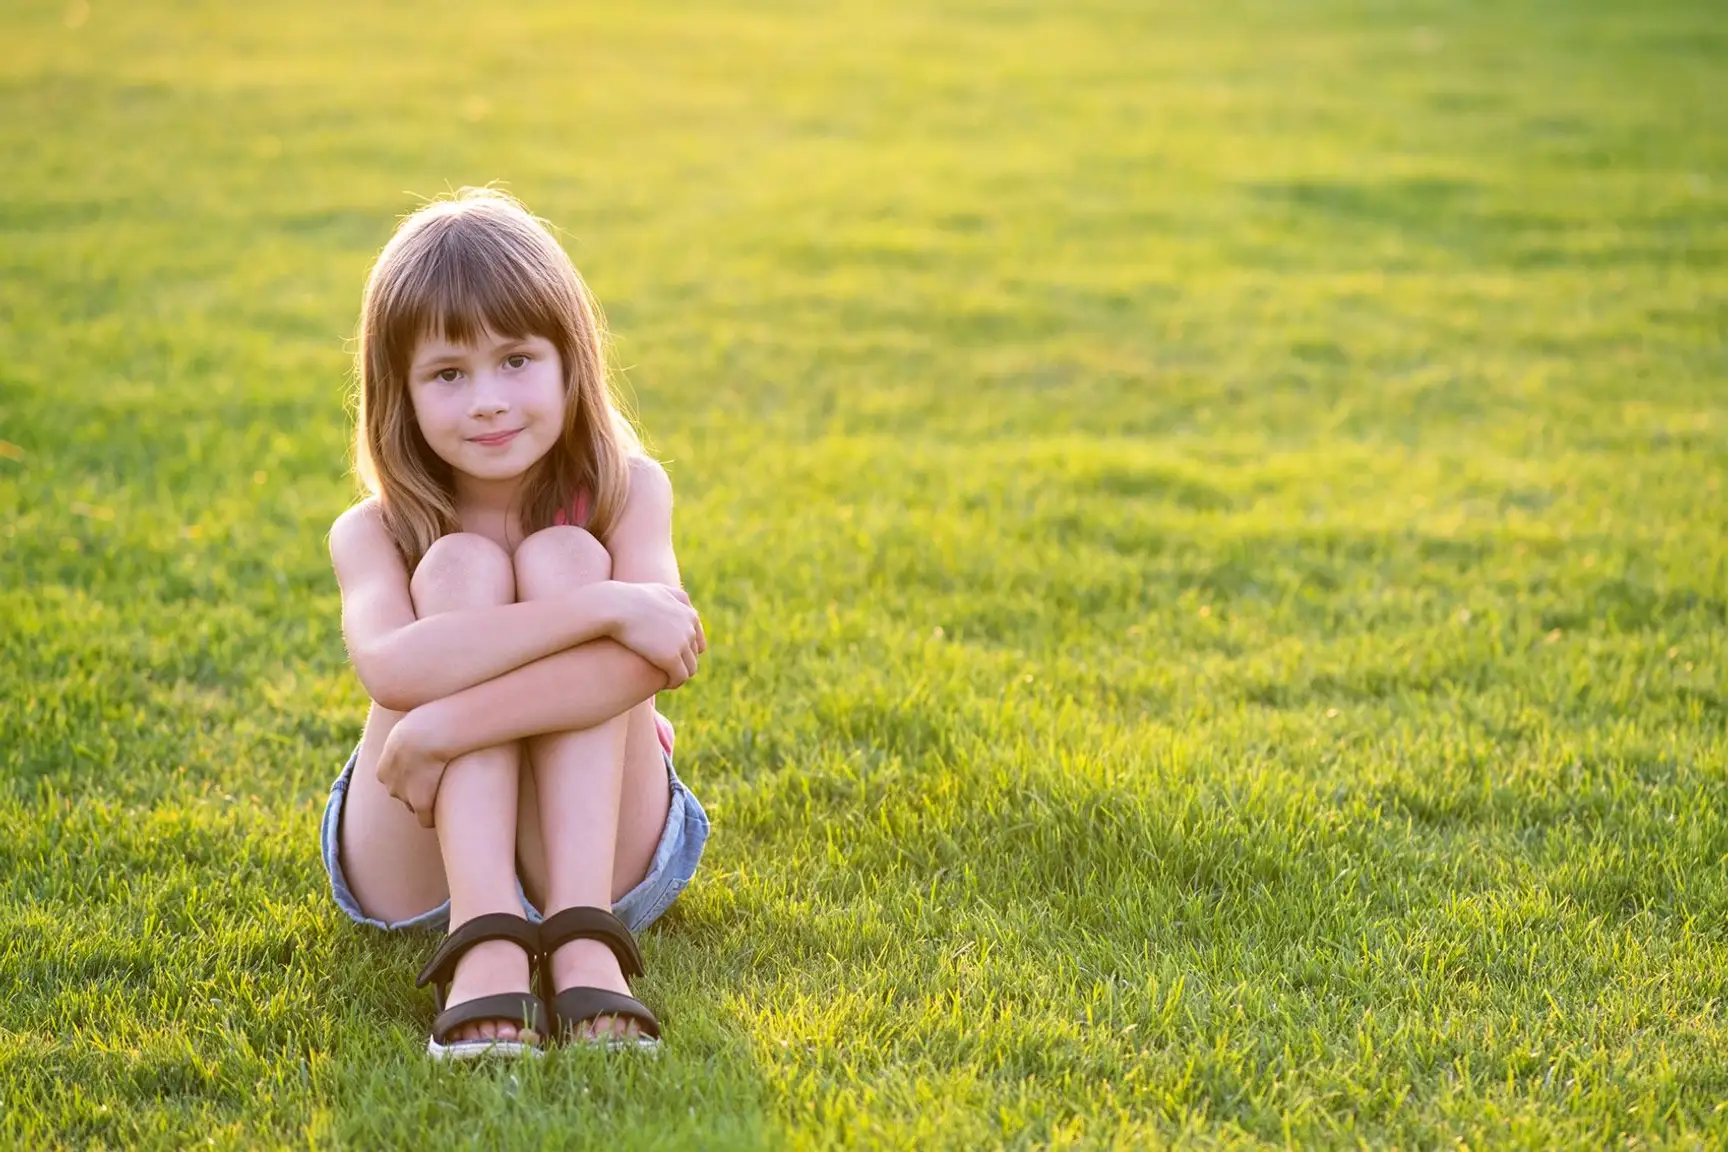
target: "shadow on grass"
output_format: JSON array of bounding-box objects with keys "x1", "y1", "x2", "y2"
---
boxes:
[{"x1": 325, "y1": 908, "x2": 779, "y2": 1148}]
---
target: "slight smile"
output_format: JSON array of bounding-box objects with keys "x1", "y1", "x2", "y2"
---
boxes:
[{"x1": 468, "y1": 428, "x2": 522, "y2": 446}]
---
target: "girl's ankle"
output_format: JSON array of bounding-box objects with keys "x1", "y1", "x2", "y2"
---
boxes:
[{"x1": 548, "y1": 936, "x2": 626, "y2": 992}]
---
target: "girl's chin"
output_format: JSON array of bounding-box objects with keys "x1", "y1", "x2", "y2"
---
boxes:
[
  {"x1": 455, "y1": 463, "x2": 533, "y2": 483},
  {"x1": 447, "y1": 450, "x2": 550, "y2": 484},
  {"x1": 431, "y1": 436, "x2": 552, "y2": 482}
]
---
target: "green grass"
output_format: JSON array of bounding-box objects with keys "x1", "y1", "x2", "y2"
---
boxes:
[{"x1": 2, "y1": 0, "x2": 1725, "y2": 1146}]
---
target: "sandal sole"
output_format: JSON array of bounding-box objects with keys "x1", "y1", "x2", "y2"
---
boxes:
[
  {"x1": 558, "y1": 1034, "x2": 662, "y2": 1054},
  {"x1": 427, "y1": 1038, "x2": 545, "y2": 1061}
]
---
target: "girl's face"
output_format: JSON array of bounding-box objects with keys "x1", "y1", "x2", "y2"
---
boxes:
[{"x1": 407, "y1": 329, "x2": 566, "y2": 487}]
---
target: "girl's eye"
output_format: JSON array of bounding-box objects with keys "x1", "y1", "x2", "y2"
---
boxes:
[
  {"x1": 504, "y1": 354, "x2": 529, "y2": 370},
  {"x1": 435, "y1": 368, "x2": 462, "y2": 383}
]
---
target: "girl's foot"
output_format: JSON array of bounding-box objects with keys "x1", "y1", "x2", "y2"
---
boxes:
[
  {"x1": 442, "y1": 937, "x2": 535, "y2": 1044},
  {"x1": 548, "y1": 937, "x2": 647, "y2": 1042}
]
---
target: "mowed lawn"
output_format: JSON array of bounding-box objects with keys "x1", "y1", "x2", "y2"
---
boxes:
[{"x1": 3, "y1": 0, "x2": 1725, "y2": 1146}]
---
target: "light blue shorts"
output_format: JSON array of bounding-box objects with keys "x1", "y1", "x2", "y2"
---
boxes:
[{"x1": 319, "y1": 745, "x2": 709, "y2": 935}]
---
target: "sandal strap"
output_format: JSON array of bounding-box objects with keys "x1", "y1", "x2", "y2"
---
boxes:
[
  {"x1": 538, "y1": 906, "x2": 644, "y2": 978},
  {"x1": 415, "y1": 912, "x2": 539, "y2": 991},
  {"x1": 431, "y1": 992, "x2": 549, "y2": 1044},
  {"x1": 551, "y1": 987, "x2": 661, "y2": 1040}
]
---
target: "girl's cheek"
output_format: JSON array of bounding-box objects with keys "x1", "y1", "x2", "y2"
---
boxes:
[{"x1": 412, "y1": 399, "x2": 452, "y2": 441}]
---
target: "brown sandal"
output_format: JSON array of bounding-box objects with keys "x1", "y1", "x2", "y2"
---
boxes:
[
  {"x1": 415, "y1": 912, "x2": 550, "y2": 1060},
  {"x1": 538, "y1": 907, "x2": 662, "y2": 1050}
]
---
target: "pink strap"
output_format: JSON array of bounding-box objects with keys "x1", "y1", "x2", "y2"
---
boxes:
[{"x1": 551, "y1": 489, "x2": 593, "y2": 529}]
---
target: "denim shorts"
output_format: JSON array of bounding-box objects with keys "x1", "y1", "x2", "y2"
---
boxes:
[{"x1": 319, "y1": 745, "x2": 709, "y2": 936}]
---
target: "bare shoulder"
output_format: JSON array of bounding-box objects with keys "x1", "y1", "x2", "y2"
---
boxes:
[
  {"x1": 328, "y1": 498, "x2": 405, "y2": 584},
  {"x1": 608, "y1": 457, "x2": 681, "y2": 583},
  {"x1": 625, "y1": 455, "x2": 673, "y2": 507},
  {"x1": 329, "y1": 496, "x2": 383, "y2": 558},
  {"x1": 613, "y1": 455, "x2": 674, "y2": 529}
]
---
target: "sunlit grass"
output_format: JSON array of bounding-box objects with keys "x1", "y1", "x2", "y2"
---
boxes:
[{"x1": 2, "y1": 0, "x2": 1725, "y2": 1146}]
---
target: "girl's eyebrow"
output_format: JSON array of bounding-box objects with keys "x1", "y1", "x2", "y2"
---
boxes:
[
  {"x1": 412, "y1": 334, "x2": 539, "y2": 371},
  {"x1": 411, "y1": 348, "x2": 465, "y2": 371}
]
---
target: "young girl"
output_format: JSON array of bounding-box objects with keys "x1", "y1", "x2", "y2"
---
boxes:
[{"x1": 318, "y1": 188, "x2": 710, "y2": 1060}]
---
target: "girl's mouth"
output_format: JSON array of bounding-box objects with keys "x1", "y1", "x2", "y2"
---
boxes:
[{"x1": 469, "y1": 428, "x2": 522, "y2": 447}]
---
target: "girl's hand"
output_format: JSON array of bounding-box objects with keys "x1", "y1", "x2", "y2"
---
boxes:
[
  {"x1": 375, "y1": 711, "x2": 449, "y2": 828},
  {"x1": 606, "y1": 581, "x2": 707, "y2": 689}
]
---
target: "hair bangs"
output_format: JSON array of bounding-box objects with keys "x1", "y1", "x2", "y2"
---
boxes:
[{"x1": 381, "y1": 217, "x2": 569, "y2": 379}]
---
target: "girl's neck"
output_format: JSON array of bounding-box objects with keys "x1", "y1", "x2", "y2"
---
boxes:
[
  {"x1": 451, "y1": 473, "x2": 532, "y2": 550},
  {"x1": 452, "y1": 471, "x2": 526, "y2": 518}
]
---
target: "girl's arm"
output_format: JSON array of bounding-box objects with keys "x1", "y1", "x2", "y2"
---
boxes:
[
  {"x1": 329, "y1": 499, "x2": 628, "y2": 712},
  {"x1": 393, "y1": 457, "x2": 694, "y2": 762}
]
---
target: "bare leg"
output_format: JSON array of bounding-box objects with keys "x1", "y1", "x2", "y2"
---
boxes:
[
  {"x1": 512, "y1": 526, "x2": 673, "y2": 1040},
  {"x1": 341, "y1": 533, "x2": 531, "y2": 1045},
  {"x1": 517, "y1": 701, "x2": 671, "y2": 910},
  {"x1": 338, "y1": 698, "x2": 447, "y2": 921}
]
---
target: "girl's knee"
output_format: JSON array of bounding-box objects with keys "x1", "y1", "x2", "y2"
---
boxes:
[
  {"x1": 411, "y1": 532, "x2": 514, "y2": 611},
  {"x1": 514, "y1": 525, "x2": 611, "y2": 597}
]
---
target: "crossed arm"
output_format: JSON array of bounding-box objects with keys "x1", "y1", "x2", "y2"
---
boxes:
[
  {"x1": 329, "y1": 458, "x2": 695, "y2": 767},
  {"x1": 393, "y1": 621, "x2": 667, "y2": 767}
]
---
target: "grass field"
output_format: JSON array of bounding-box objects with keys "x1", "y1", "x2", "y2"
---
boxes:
[{"x1": 3, "y1": 0, "x2": 1726, "y2": 1146}]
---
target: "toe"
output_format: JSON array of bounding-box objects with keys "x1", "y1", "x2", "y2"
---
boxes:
[
  {"x1": 444, "y1": 1019, "x2": 529, "y2": 1046},
  {"x1": 585, "y1": 1015, "x2": 636, "y2": 1042}
]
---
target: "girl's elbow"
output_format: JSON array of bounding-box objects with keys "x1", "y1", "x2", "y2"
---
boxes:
[
  {"x1": 352, "y1": 653, "x2": 423, "y2": 712},
  {"x1": 605, "y1": 645, "x2": 670, "y2": 702},
  {"x1": 370, "y1": 686, "x2": 423, "y2": 713},
  {"x1": 362, "y1": 676, "x2": 419, "y2": 713},
  {"x1": 630, "y1": 655, "x2": 678, "y2": 700}
]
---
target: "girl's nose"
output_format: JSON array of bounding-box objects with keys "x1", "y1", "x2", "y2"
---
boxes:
[{"x1": 469, "y1": 383, "x2": 508, "y2": 417}]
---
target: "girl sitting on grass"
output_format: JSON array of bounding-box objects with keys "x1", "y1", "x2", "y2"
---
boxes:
[{"x1": 319, "y1": 188, "x2": 709, "y2": 1060}]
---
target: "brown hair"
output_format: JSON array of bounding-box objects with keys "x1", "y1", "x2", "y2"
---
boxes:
[{"x1": 352, "y1": 188, "x2": 641, "y2": 568}]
